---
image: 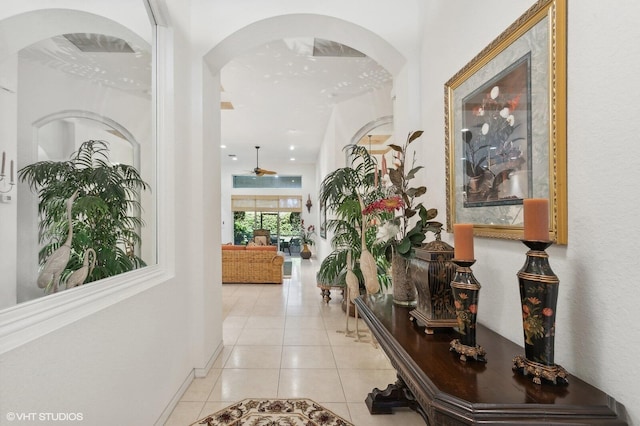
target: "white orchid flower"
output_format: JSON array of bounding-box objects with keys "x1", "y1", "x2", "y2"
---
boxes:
[
  {"x1": 500, "y1": 107, "x2": 510, "y2": 118},
  {"x1": 507, "y1": 115, "x2": 515, "y2": 126},
  {"x1": 375, "y1": 222, "x2": 399, "y2": 244},
  {"x1": 481, "y1": 123, "x2": 489, "y2": 135},
  {"x1": 490, "y1": 86, "x2": 500, "y2": 99}
]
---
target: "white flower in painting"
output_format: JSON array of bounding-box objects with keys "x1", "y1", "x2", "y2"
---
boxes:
[
  {"x1": 393, "y1": 159, "x2": 402, "y2": 168},
  {"x1": 500, "y1": 107, "x2": 510, "y2": 118},
  {"x1": 490, "y1": 86, "x2": 500, "y2": 99},
  {"x1": 375, "y1": 222, "x2": 400, "y2": 244},
  {"x1": 481, "y1": 123, "x2": 489, "y2": 135},
  {"x1": 506, "y1": 115, "x2": 515, "y2": 126}
]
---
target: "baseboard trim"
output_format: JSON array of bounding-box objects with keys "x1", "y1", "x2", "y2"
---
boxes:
[
  {"x1": 195, "y1": 341, "x2": 223, "y2": 378},
  {"x1": 154, "y1": 368, "x2": 194, "y2": 426},
  {"x1": 154, "y1": 341, "x2": 223, "y2": 425}
]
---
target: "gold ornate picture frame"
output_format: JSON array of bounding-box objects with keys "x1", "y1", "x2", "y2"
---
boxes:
[{"x1": 445, "y1": 0, "x2": 567, "y2": 243}]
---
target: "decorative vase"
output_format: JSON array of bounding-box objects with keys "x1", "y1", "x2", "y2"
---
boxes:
[
  {"x1": 409, "y1": 240, "x2": 457, "y2": 334},
  {"x1": 513, "y1": 240, "x2": 568, "y2": 385},
  {"x1": 449, "y1": 259, "x2": 486, "y2": 362},
  {"x1": 391, "y1": 255, "x2": 416, "y2": 307},
  {"x1": 300, "y1": 243, "x2": 312, "y2": 259}
]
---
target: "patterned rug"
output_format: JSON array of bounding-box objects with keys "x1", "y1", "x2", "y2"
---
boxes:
[{"x1": 191, "y1": 398, "x2": 353, "y2": 426}]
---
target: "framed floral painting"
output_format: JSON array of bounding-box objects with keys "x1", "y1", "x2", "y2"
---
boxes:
[{"x1": 445, "y1": 0, "x2": 568, "y2": 243}]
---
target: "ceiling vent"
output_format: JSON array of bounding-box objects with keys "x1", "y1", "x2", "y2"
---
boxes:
[
  {"x1": 63, "y1": 33, "x2": 134, "y2": 53},
  {"x1": 312, "y1": 39, "x2": 365, "y2": 57}
]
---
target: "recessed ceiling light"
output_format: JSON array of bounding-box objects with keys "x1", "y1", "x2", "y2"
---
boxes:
[
  {"x1": 290, "y1": 157, "x2": 295, "y2": 161},
  {"x1": 221, "y1": 144, "x2": 227, "y2": 148},
  {"x1": 290, "y1": 146, "x2": 295, "y2": 151}
]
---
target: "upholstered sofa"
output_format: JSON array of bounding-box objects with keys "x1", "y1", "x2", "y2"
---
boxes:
[{"x1": 221, "y1": 245, "x2": 284, "y2": 284}]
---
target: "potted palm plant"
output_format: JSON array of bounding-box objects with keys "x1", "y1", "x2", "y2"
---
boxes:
[
  {"x1": 19, "y1": 139, "x2": 150, "y2": 293},
  {"x1": 318, "y1": 144, "x2": 391, "y2": 295}
]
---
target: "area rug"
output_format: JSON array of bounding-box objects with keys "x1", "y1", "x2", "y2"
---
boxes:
[
  {"x1": 191, "y1": 398, "x2": 353, "y2": 426},
  {"x1": 283, "y1": 261, "x2": 292, "y2": 277}
]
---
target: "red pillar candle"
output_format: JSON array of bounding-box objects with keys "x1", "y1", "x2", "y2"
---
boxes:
[
  {"x1": 453, "y1": 223, "x2": 474, "y2": 260},
  {"x1": 523, "y1": 198, "x2": 549, "y2": 241}
]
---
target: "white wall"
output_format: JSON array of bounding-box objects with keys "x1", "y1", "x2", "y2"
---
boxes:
[
  {"x1": 421, "y1": 0, "x2": 640, "y2": 423},
  {"x1": 0, "y1": 56, "x2": 18, "y2": 309},
  {"x1": 0, "y1": 3, "x2": 218, "y2": 426}
]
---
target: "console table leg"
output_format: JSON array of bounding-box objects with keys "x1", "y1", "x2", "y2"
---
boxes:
[{"x1": 365, "y1": 376, "x2": 419, "y2": 415}]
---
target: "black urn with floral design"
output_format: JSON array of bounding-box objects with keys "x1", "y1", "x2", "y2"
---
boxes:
[
  {"x1": 449, "y1": 259, "x2": 486, "y2": 362},
  {"x1": 513, "y1": 240, "x2": 568, "y2": 385}
]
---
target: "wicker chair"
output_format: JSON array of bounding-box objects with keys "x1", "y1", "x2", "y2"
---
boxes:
[{"x1": 221, "y1": 245, "x2": 284, "y2": 284}]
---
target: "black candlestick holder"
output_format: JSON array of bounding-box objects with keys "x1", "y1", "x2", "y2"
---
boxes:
[
  {"x1": 449, "y1": 259, "x2": 486, "y2": 362},
  {"x1": 512, "y1": 240, "x2": 568, "y2": 385}
]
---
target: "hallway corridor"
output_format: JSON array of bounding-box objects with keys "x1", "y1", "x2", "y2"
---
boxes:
[{"x1": 164, "y1": 257, "x2": 424, "y2": 425}]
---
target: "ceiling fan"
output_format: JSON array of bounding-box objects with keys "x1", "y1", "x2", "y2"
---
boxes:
[{"x1": 252, "y1": 146, "x2": 277, "y2": 176}]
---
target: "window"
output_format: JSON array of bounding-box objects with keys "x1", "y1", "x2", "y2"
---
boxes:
[
  {"x1": 233, "y1": 175, "x2": 302, "y2": 188},
  {"x1": 0, "y1": 0, "x2": 165, "y2": 353},
  {"x1": 231, "y1": 195, "x2": 302, "y2": 212}
]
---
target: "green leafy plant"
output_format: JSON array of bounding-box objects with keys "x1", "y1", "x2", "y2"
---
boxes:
[
  {"x1": 299, "y1": 220, "x2": 316, "y2": 246},
  {"x1": 368, "y1": 131, "x2": 442, "y2": 259},
  {"x1": 19, "y1": 139, "x2": 151, "y2": 286},
  {"x1": 318, "y1": 144, "x2": 391, "y2": 289}
]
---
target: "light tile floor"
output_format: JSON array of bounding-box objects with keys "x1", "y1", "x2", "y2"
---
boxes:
[{"x1": 164, "y1": 257, "x2": 425, "y2": 426}]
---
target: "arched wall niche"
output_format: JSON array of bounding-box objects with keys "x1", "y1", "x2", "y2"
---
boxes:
[
  {"x1": 32, "y1": 110, "x2": 141, "y2": 165},
  {"x1": 351, "y1": 115, "x2": 394, "y2": 145}
]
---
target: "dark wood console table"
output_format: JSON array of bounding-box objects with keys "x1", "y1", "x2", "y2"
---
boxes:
[{"x1": 354, "y1": 294, "x2": 627, "y2": 425}]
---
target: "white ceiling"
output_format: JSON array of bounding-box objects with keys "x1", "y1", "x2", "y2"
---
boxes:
[
  {"x1": 18, "y1": 34, "x2": 392, "y2": 173},
  {"x1": 221, "y1": 38, "x2": 392, "y2": 172},
  {"x1": 19, "y1": 34, "x2": 152, "y2": 99}
]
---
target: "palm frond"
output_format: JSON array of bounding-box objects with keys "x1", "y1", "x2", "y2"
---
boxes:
[{"x1": 19, "y1": 139, "x2": 151, "y2": 286}]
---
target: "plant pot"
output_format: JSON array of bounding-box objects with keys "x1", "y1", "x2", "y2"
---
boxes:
[
  {"x1": 391, "y1": 255, "x2": 417, "y2": 307},
  {"x1": 300, "y1": 243, "x2": 312, "y2": 259}
]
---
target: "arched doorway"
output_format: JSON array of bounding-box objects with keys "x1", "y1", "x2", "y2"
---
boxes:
[{"x1": 203, "y1": 14, "x2": 409, "y2": 249}]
